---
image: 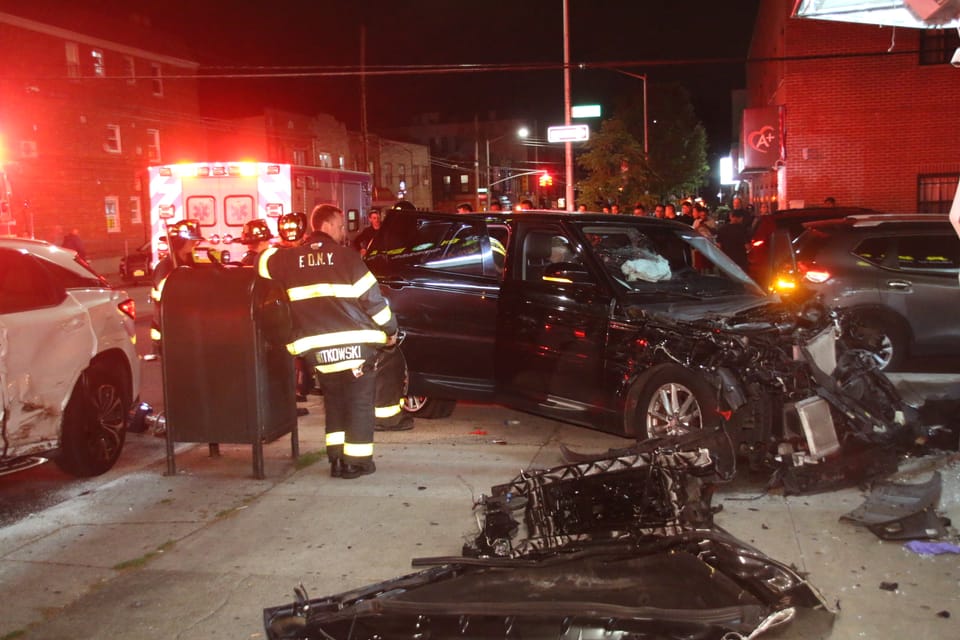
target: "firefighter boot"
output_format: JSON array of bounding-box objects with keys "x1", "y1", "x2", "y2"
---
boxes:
[{"x1": 341, "y1": 458, "x2": 376, "y2": 479}]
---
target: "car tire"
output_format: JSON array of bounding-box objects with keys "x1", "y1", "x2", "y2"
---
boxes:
[
  {"x1": 401, "y1": 395, "x2": 456, "y2": 419},
  {"x1": 55, "y1": 363, "x2": 129, "y2": 477},
  {"x1": 628, "y1": 363, "x2": 717, "y2": 441},
  {"x1": 843, "y1": 311, "x2": 908, "y2": 372}
]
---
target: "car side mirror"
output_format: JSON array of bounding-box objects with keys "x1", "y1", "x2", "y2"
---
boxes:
[{"x1": 543, "y1": 262, "x2": 593, "y2": 284}]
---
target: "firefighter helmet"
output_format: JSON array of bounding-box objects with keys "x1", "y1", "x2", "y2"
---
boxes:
[
  {"x1": 240, "y1": 219, "x2": 273, "y2": 244},
  {"x1": 167, "y1": 219, "x2": 204, "y2": 247},
  {"x1": 278, "y1": 212, "x2": 307, "y2": 243}
]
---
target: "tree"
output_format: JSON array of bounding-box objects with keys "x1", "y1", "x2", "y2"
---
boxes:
[
  {"x1": 575, "y1": 118, "x2": 646, "y2": 209},
  {"x1": 577, "y1": 82, "x2": 709, "y2": 207}
]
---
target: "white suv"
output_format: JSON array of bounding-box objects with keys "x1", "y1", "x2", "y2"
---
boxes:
[{"x1": 0, "y1": 237, "x2": 140, "y2": 476}]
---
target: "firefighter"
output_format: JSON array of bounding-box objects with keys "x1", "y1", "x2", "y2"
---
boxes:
[
  {"x1": 277, "y1": 211, "x2": 312, "y2": 403},
  {"x1": 238, "y1": 219, "x2": 274, "y2": 265},
  {"x1": 150, "y1": 219, "x2": 204, "y2": 356},
  {"x1": 258, "y1": 204, "x2": 398, "y2": 479},
  {"x1": 277, "y1": 212, "x2": 307, "y2": 247}
]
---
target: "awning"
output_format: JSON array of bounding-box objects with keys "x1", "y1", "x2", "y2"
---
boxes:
[{"x1": 792, "y1": 0, "x2": 960, "y2": 29}]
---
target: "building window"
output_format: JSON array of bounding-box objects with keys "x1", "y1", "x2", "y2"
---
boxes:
[
  {"x1": 443, "y1": 175, "x2": 452, "y2": 195},
  {"x1": 150, "y1": 64, "x2": 163, "y2": 96},
  {"x1": 919, "y1": 29, "x2": 960, "y2": 65},
  {"x1": 19, "y1": 140, "x2": 38, "y2": 158},
  {"x1": 317, "y1": 152, "x2": 332, "y2": 168},
  {"x1": 384, "y1": 162, "x2": 393, "y2": 187},
  {"x1": 338, "y1": 155, "x2": 345, "y2": 169},
  {"x1": 123, "y1": 56, "x2": 136, "y2": 84},
  {"x1": 918, "y1": 173, "x2": 959, "y2": 213},
  {"x1": 105, "y1": 196, "x2": 121, "y2": 233},
  {"x1": 292, "y1": 149, "x2": 306, "y2": 165},
  {"x1": 129, "y1": 196, "x2": 142, "y2": 224},
  {"x1": 104, "y1": 124, "x2": 122, "y2": 154},
  {"x1": 65, "y1": 42, "x2": 80, "y2": 79},
  {"x1": 91, "y1": 49, "x2": 105, "y2": 77},
  {"x1": 146, "y1": 129, "x2": 161, "y2": 162},
  {"x1": 413, "y1": 165, "x2": 421, "y2": 187},
  {"x1": 460, "y1": 173, "x2": 470, "y2": 193}
]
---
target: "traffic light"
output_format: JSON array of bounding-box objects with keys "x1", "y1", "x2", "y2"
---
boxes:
[{"x1": 538, "y1": 171, "x2": 553, "y2": 187}]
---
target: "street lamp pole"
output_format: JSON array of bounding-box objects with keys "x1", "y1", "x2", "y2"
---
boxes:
[
  {"x1": 563, "y1": 0, "x2": 574, "y2": 211},
  {"x1": 614, "y1": 69, "x2": 648, "y2": 155},
  {"x1": 485, "y1": 127, "x2": 528, "y2": 210}
]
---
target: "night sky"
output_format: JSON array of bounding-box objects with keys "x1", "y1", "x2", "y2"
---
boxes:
[
  {"x1": 14, "y1": 0, "x2": 762, "y2": 156},
  {"x1": 137, "y1": 0, "x2": 761, "y2": 155}
]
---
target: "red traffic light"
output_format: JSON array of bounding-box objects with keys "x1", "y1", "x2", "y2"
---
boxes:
[{"x1": 538, "y1": 171, "x2": 553, "y2": 187}]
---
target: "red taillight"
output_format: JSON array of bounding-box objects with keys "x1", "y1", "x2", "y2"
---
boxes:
[
  {"x1": 751, "y1": 239, "x2": 765, "y2": 248},
  {"x1": 797, "y1": 261, "x2": 831, "y2": 284},
  {"x1": 118, "y1": 298, "x2": 136, "y2": 321}
]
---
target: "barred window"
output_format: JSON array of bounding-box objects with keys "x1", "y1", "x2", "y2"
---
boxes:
[
  {"x1": 918, "y1": 173, "x2": 959, "y2": 213},
  {"x1": 919, "y1": 28, "x2": 960, "y2": 66}
]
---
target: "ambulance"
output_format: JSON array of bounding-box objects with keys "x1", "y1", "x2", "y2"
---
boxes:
[{"x1": 147, "y1": 161, "x2": 373, "y2": 264}]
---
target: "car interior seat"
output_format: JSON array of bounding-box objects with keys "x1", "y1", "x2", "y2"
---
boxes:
[{"x1": 523, "y1": 233, "x2": 555, "y2": 281}]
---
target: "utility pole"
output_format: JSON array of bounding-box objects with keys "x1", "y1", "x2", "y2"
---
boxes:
[
  {"x1": 563, "y1": 0, "x2": 574, "y2": 211},
  {"x1": 360, "y1": 25, "x2": 369, "y2": 173},
  {"x1": 474, "y1": 115, "x2": 481, "y2": 212}
]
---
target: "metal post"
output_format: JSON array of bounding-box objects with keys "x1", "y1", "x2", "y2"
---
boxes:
[
  {"x1": 485, "y1": 138, "x2": 491, "y2": 209},
  {"x1": 563, "y1": 0, "x2": 574, "y2": 211}
]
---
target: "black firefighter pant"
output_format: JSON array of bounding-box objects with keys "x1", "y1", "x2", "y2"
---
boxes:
[{"x1": 318, "y1": 367, "x2": 376, "y2": 465}]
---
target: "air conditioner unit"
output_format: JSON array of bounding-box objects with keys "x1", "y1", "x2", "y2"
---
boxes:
[{"x1": 903, "y1": 0, "x2": 960, "y2": 24}]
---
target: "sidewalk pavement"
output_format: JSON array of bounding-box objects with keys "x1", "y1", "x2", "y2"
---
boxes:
[{"x1": 1, "y1": 377, "x2": 958, "y2": 640}]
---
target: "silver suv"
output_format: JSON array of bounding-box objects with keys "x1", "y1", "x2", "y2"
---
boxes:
[
  {"x1": 792, "y1": 214, "x2": 960, "y2": 371},
  {"x1": 0, "y1": 238, "x2": 141, "y2": 476}
]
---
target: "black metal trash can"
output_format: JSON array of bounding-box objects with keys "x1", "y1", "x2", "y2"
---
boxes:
[{"x1": 160, "y1": 266, "x2": 298, "y2": 478}]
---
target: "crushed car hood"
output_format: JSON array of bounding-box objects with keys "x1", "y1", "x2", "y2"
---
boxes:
[{"x1": 264, "y1": 442, "x2": 833, "y2": 640}]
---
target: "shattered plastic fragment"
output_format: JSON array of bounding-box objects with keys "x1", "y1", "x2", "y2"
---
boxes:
[{"x1": 903, "y1": 540, "x2": 960, "y2": 555}]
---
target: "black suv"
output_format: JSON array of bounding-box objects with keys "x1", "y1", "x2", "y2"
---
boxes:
[
  {"x1": 363, "y1": 209, "x2": 915, "y2": 484},
  {"x1": 791, "y1": 214, "x2": 960, "y2": 371}
]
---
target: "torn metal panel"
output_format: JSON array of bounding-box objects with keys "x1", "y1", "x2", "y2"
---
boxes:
[
  {"x1": 0, "y1": 305, "x2": 91, "y2": 460},
  {"x1": 265, "y1": 446, "x2": 833, "y2": 640},
  {"x1": 841, "y1": 471, "x2": 948, "y2": 540}
]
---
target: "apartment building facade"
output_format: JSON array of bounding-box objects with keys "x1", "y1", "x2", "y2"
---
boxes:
[{"x1": 741, "y1": 0, "x2": 960, "y2": 213}]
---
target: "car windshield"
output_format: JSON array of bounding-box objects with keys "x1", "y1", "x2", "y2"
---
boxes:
[{"x1": 576, "y1": 223, "x2": 764, "y2": 298}]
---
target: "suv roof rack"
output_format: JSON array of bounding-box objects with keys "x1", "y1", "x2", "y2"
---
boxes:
[{"x1": 844, "y1": 213, "x2": 948, "y2": 227}]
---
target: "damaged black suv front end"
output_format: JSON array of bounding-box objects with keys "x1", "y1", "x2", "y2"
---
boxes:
[{"x1": 630, "y1": 298, "x2": 920, "y2": 493}]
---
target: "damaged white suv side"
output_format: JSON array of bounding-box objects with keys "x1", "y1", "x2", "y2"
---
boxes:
[{"x1": 0, "y1": 238, "x2": 140, "y2": 476}]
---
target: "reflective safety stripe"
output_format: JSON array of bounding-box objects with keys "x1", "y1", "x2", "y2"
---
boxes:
[
  {"x1": 150, "y1": 327, "x2": 161, "y2": 340},
  {"x1": 286, "y1": 271, "x2": 378, "y2": 302},
  {"x1": 286, "y1": 329, "x2": 387, "y2": 355},
  {"x1": 375, "y1": 402, "x2": 402, "y2": 419},
  {"x1": 151, "y1": 277, "x2": 166, "y2": 302},
  {"x1": 315, "y1": 360, "x2": 365, "y2": 374},
  {"x1": 325, "y1": 431, "x2": 345, "y2": 447},
  {"x1": 344, "y1": 442, "x2": 374, "y2": 457},
  {"x1": 371, "y1": 305, "x2": 392, "y2": 327},
  {"x1": 258, "y1": 246, "x2": 279, "y2": 279}
]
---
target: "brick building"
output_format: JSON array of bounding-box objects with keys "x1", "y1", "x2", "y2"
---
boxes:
[
  {"x1": 0, "y1": 7, "x2": 206, "y2": 260},
  {"x1": 0, "y1": 6, "x2": 429, "y2": 267},
  {"x1": 741, "y1": 0, "x2": 960, "y2": 213}
]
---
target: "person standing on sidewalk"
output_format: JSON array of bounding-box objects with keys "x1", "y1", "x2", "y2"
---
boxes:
[{"x1": 258, "y1": 204, "x2": 398, "y2": 479}]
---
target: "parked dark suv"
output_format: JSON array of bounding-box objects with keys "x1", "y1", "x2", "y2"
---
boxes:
[
  {"x1": 748, "y1": 207, "x2": 879, "y2": 289},
  {"x1": 790, "y1": 214, "x2": 960, "y2": 371}
]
